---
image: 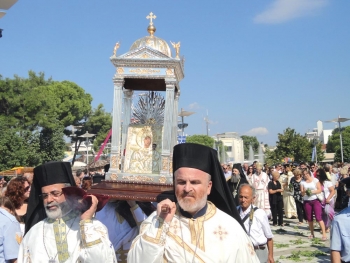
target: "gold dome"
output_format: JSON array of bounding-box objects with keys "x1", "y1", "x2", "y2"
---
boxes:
[
  {"x1": 130, "y1": 12, "x2": 171, "y2": 57},
  {"x1": 130, "y1": 35, "x2": 172, "y2": 57}
]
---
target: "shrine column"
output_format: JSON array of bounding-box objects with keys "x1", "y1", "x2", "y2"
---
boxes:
[
  {"x1": 172, "y1": 90, "x2": 180, "y2": 147},
  {"x1": 161, "y1": 80, "x2": 176, "y2": 175},
  {"x1": 121, "y1": 89, "x2": 133, "y2": 172},
  {"x1": 107, "y1": 78, "x2": 124, "y2": 180}
]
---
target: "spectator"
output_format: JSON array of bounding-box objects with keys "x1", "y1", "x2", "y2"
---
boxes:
[
  {"x1": 300, "y1": 168, "x2": 327, "y2": 240},
  {"x1": 0, "y1": 196, "x2": 21, "y2": 263},
  {"x1": 330, "y1": 177, "x2": 350, "y2": 263},
  {"x1": 268, "y1": 171, "x2": 284, "y2": 226},
  {"x1": 290, "y1": 169, "x2": 305, "y2": 225},
  {"x1": 316, "y1": 168, "x2": 335, "y2": 233},
  {"x1": 5, "y1": 177, "x2": 31, "y2": 235}
]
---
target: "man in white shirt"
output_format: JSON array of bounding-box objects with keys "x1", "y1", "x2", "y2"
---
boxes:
[{"x1": 237, "y1": 184, "x2": 274, "y2": 263}]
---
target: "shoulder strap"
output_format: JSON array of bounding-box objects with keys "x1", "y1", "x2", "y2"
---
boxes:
[{"x1": 242, "y1": 207, "x2": 258, "y2": 223}]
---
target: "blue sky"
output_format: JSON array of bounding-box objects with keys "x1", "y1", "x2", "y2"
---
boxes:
[{"x1": 1, "y1": 0, "x2": 349, "y2": 145}]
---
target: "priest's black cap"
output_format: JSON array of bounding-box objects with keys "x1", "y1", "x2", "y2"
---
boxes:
[
  {"x1": 173, "y1": 143, "x2": 245, "y2": 230},
  {"x1": 341, "y1": 177, "x2": 350, "y2": 188},
  {"x1": 25, "y1": 162, "x2": 76, "y2": 234}
]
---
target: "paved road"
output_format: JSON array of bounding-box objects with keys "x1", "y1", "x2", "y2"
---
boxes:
[{"x1": 271, "y1": 218, "x2": 331, "y2": 263}]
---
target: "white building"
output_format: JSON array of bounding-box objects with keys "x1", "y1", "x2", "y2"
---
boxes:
[
  {"x1": 215, "y1": 132, "x2": 244, "y2": 164},
  {"x1": 306, "y1": 120, "x2": 333, "y2": 144}
]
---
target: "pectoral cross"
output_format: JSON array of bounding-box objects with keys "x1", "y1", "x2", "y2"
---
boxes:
[{"x1": 146, "y1": 12, "x2": 156, "y2": 25}]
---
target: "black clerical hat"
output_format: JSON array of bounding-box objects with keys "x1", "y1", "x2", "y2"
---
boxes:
[
  {"x1": 25, "y1": 162, "x2": 76, "y2": 234},
  {"x1": 173, "y1": 143, "x2": 245, "y2": 230}
]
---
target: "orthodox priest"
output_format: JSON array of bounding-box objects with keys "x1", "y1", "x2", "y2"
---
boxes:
[
  {"x1": 18, "y1": 161, "x2": 116, "y2": 263},
  {"x1": 128, "y1": 143, "x2": 259, "y2": 263}
]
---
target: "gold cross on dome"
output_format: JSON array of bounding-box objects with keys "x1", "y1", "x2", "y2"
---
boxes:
[{"x1": 146, "y1": 12, "x2": 156, "y2": 25}]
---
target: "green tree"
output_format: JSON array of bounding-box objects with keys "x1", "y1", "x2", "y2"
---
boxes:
[
  {"x1": 81, "y1": 104, "x2": 112, "y2": 152},
  {"x1": 186, "y1": 135, "x2": 215, "y2": 148},
  {"x1": 326, "y1": 126, "x2": 350, "y2": 162},
  {"x1": 266, "y1": 128, "x2": 324, "y2": 165},
  {"x1": 0, "y1": 72, "x2": 93, "y2": 168},
  {"x1": 241, "y1": 135, "x2": 259, "y2": 160}
]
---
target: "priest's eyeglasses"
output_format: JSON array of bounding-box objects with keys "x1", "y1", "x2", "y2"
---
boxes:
[{"x1": 39, "y1": 191, "x2": 63, "y2": 200}]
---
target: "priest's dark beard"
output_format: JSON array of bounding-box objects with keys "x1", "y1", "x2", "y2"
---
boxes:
[{"x1": 45, "y1": 201, "x2": 71, "y2": 220}]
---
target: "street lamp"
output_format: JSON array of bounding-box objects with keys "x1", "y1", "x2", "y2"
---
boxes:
[
  {"x1": 178, "y1": 108, "x2": 195, "y2": 137},
  {"x1": 79, "y1": 132, "x2": 96, "y2": 173},
  {"x1": 324, "y1": 116, "x2": 350, "y2": 163}
]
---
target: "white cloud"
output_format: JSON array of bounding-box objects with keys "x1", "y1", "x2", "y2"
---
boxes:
[
  {"x1": 188, "y1": 102, "x2": 200, "y2": 110},
  {"x1": 245, "y1": 127, "x2": 269, "y2": 136},
  {"x1": 254, "y1": 0, "x2": 328, "y2": 24}
]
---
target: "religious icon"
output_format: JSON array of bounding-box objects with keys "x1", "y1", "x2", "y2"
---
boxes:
[{"x1": 124, "y1": 125, "x2": 162, "y2": 174}]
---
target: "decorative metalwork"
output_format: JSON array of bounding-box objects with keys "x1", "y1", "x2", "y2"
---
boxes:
[
  {"x1": 146, "y1": 12, "x2": 156, "y2": 25},
  {"x1": 170, "y1": 41, "x2": 181, "y2": 59},
  {"x1": 110, "y1": 173, "x2": 118, "y2": 180},
  {"x1": 166, "y1": 68, "x2": 174, "y2": 75},
  {"x1": 132, "y1": 91, "x2": 165, "y2": 125},
  {"x1": 121, "y1": 175, "x2": 154, "y2": 182},
  {"x1": 111, "y1": 155, "x2": 118, "y2": 168},
  {"x1": 117, "y1": 67, "x2": 124, "y2": 74},
  {"x1": 113, "y1": 42, "x2": 120, "y2": 57},
  {"x1": 162, "y1": 157, "x2": 169, "y2": 171},
  {"x1": 159, "y1": 176, "x2": 167, "y2": 184}
]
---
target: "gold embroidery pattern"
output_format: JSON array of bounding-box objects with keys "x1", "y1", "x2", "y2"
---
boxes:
[
  {"x1": 169, "y1": 219, "x2": 182, "y2": 235},
  {"x1": 117, "y1": 67, "x2": 124, "y2": 74},
  {"x1": 46, "y1": 211, "x2": 79, "y2": 262},
  {"x1": 53, "y1": 220, "x2": 70, "y2": 262},
  {"x1": 167, "y1": 232, "x2": 205, "y2": 263},
  {"x1": 166, "y1": 68, "x2": 174, "y2": 75},
  {"x1": 213, "y1": 225, "x2": 228, "y2": 241},
  {"x1": 80, "y1": 220, "x2": 102, "y2": 247},
  {"x1": 141, "y1": 217, "x2": 166, "y2": 244}
]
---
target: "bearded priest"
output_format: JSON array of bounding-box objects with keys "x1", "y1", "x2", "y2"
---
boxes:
[
  {"x1": 128, "y1": 143, "x2": 259, "y2": 263},
  {"x1": 18, "y1": 162, "x2": 116, "y2": 263}
]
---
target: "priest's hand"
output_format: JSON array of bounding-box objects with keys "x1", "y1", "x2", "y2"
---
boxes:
[
  {"x1": 81, "y1": 195, "x2": 98, "y2": 220},
  {"x1": 157, "y1": 199, "x2": 176, "y2": 223}
]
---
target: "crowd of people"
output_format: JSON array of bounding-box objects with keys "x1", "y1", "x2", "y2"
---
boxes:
[{"x1": 1, "y1": 148, "x2": 350, "y2": 262}]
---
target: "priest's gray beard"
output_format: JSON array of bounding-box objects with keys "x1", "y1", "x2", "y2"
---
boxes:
[
  {"x1": 45, "y1": 201, "x2": 71, "y2": 220},
  {"x1": 178, "y1": 194, "x2": 207, "y2": 215}
]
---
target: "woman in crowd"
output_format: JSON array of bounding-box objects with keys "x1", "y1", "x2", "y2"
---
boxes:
[
  {"x1": 300, "y1": 168, "x2": 327, "y2": 240},
  {"x1": 279, "y1": 164, "x2": 297, "y2": 219},
  {"x1": 316, "y1": 168, "x2": 335, "y2": 233},
  {"x1": 268, "y1": 171, "x2": 284, "y2": 226},
  {"x1": 5, "y1": 177, "x2": 31, "y2": 235},
  {"x1": 290, "y1": 168, "x2": 305, "y2": 225},
  {"x1": 246, "y1": 166, "x2": 254, "y2": 185}
]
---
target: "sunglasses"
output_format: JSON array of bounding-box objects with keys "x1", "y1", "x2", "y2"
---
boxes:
[{"x1": 24, "y1": 186, "x2": 31, "y2": 192}]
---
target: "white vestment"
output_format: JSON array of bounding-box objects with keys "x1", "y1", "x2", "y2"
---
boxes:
[
  {"x1": 17, "y1": 211, "x2": 116, "y2": 263},
  {"x1": 127, "y1": 202, "x2": 259, "y2": 263},
  {"x1": 95, "y1": 202, "x2": 147, "y2": 262}
]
